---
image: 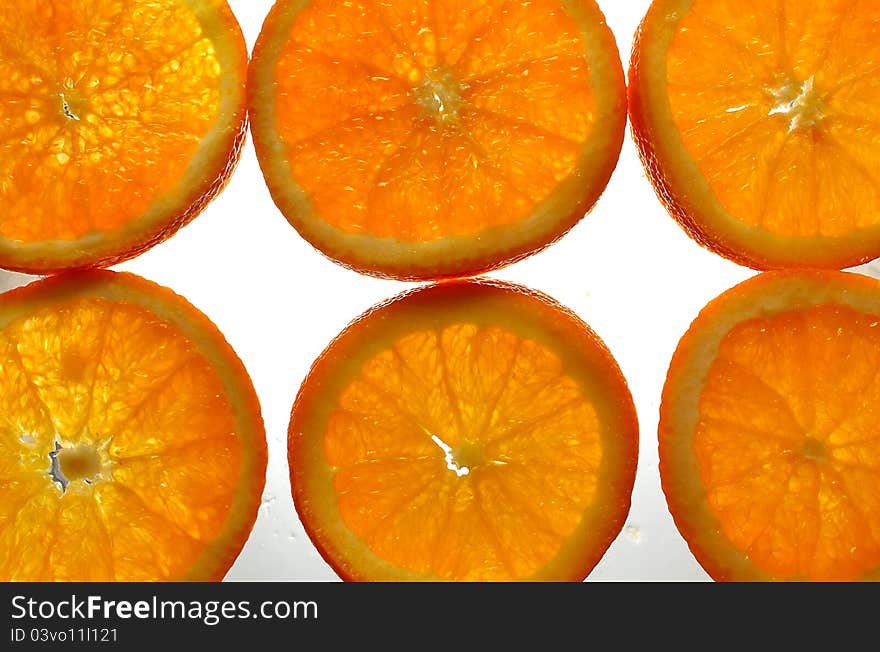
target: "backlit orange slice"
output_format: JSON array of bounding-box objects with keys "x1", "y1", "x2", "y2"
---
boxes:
[
  {"x1": 661, "y1": 271, "x2": 880, "y2": 581},
  {"x1": 0, "y1": 1, "x2": 248, "y2": 273},
  {"x1": 290, "y1": 281, "x2": 638, "y2": 581},
  {"x1": 0, "y1": 271, "x2": 266, "y2": 581},
  {"x1": 249, "y1": 0, "x2": 626, "y2": 280},
  {"x1": 630, "y1": 0, "x2": 880, "y2": 270}
]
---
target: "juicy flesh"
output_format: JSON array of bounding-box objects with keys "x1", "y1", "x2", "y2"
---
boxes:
[
  {"x1": 0, "y1": 0, "x2": 223, "y2": 243},
  {"x1": 325, "y1": 324, "x2": 602, "y2": 580},
  {"x1": 274, "y1": 0, "x2": 597, "y2": 241},
  {"x1": 695, "y1": 304, "x2": 880, "y2": 580},
  {"x1": 0, "y1": 297, "x2": 242, "y2": 581},
  {"x1": 666, "y1": 0, "x2": 880, "y2": 238}
]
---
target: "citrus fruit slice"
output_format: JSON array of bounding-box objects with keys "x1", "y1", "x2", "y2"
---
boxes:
[
  {"x1": 630, "y1": 0, "x2": 880, "y2": 270},
  {"x1": 250, "y1": 0, "x2": 626, "y2": 280},
  {"x1": 0, "y1": 271, "x2": 266, "y2": 581},
  {"x1": 661, "y1": 270, "x2": 880, "y2": 581},
  {"x1": 289, "y1": 281, "x2": 638, "y2": 581},
  {"x1": 0, "y1": 1, "x2": 248, "y2": 273}
]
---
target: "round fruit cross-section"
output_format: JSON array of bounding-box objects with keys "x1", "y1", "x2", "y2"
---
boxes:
[
  {"x1": 661, "y1": 271, "x2": 880, "y2": 581},
  {"x1": 249, "y1": 0, "x2": 626, "y2": 280},
  {"x1": 290, "y1": 281, "x2": 638, "y2": 581},
  {"x1": 630, "y1": 0, "x2": 880, "y2": 270},
  {"x1": 0, "y1": 1, "x2": 248, "y2": 273},
  {"x1": 0, "y1": 271, "x2": 266, "y2": 581}
]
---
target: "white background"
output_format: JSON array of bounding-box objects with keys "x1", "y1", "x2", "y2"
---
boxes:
[{"x1": 7, "y1": 0, "x2": 874, "y2": 581}]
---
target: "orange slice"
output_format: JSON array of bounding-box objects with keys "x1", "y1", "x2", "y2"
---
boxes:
[
  {"x1": 0, "y1": 1, "x2": 248, "y2": 273},
  {"x1": 289, "y1": 280, "x2": 638, "y2": 581},
  {"x1": 661, "y1": 270, "x2": 880, "y2": 581},
  {"x1": 630, "y1": 0, "x2": 880, "y2": 270},
  {"x1": 249, "y1": 0, "x2": 626, "y2": 280},
  {"x1": 0, "y1": 271, "x2": 266, "y2": 581}
]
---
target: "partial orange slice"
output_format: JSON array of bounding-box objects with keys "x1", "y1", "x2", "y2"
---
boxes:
[
  {"x1": 661, "y1": 271, "x2": 880, "y2": 581},
  {"x1": 249, "y1": 0, "x2": 626, "y2": 280},
  {"x1": 0, "y1": 1, "x2": 248, "y2": 273},
  {"x1": 0, "y1": 271, "x2": 266, "y2": 581},
  {"x1": 630, "y1": 0, "x2": 880, "y2": 270},
  {"x1": 289, "y1": 281, "x2": 638, "y2": 581}
]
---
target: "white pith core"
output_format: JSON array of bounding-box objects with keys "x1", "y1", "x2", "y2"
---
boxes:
[{"x1": 768, "y1": 75, "x2": 825, "y2": 132}]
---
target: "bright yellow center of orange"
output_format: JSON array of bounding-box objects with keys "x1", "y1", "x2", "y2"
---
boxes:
[
  {"x1": 451, "y1": 438, "x2": 485, "y2": 469},
  {"x1": 324, "y1": 323, "x2": 602, "y2": 580},
  {"x1": 695, "y1": 304, "x2": 880, "y2": 581},
  {"x1": 800, "y1": 436, "x2": 828, "y2": 464},
  {"x1": 54, "y1": 444, "x2": 104, "y2": 485}
]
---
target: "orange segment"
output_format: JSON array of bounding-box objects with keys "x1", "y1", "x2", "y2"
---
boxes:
[
  {"x1": 250, "y1": 0, "x2": 626, "y2": 279},
  {"x1": 0, "y1": 271, "x2": 266, "y2": 581},
  {"x1": 630, "y1": 0, "x2": 880, "y2": 269},
  {"x1": 660, "y1": 271, "x2": 880, "y2": 581},
  {"x1": 0, "y1": 0, "x2": 248, "y2": 273},
  {"x1": 290, "y1": 281, "x2": 638, "y2": 581}
]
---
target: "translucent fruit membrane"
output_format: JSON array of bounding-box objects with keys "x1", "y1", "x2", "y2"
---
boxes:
[
  {"x1": 667, "y1": 0, "x2": 880, "y2": 239},
  {"x1": 0, "y1": 273, "x2": 265, "y2": 581},
  {"x1": 291, "y1": 282, "x2": 638, "y2": 581}
]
